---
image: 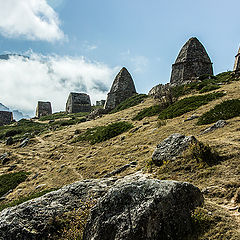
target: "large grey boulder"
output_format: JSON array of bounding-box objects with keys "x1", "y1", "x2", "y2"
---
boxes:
[
  {"x1": 0, "y1": 173, "x2": 203, "y2": 240},
  {"x1": 83, "y1": 178, "x2": 203, "y2": 240},
  {"x1": 0, "y1": 178, "x2": 116, "y2": 240},
  {"x1": 152, "y1": 133, "x2": 197, "y2": 166}
]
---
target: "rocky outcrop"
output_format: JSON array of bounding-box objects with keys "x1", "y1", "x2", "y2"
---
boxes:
[
  {"x1": 152, "y1": 133, "x2": 197, "y2": 166},
  {"x1": 66, "y1": 92, "x2": 91, "y2": 114},
  {"x1": 170, "y1": 37, "x2": 213, "y2": 85},
  {"x1": 201, "y1": 120, "x2": 227, "y2": 134},
  {"x1": 0, "y1": 173, "x2": 203, "y2": 240},
  {"x1": 0, "y1": 178, "x2": 116, "y2": 240},
  {"x1": 83, "y1": 177, "x2": 203, "y2": 240},
  {"x1": 104, "y1": 67, "x2": 137, "y2": 111},
  {"x1": 35, "y1": 101, "x2": 52, "y2": 118},
  {"x1": 87, "y1": 108, "x2": 108, "y2": 120}
]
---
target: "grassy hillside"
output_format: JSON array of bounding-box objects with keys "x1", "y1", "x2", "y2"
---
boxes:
[{"x1": 0, "y1": 77, "x2": 239, "y2": 239}]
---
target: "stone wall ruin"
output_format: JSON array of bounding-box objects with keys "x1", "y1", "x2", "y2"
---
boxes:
[
  {"x1": 104, "y1": 67, "x2": 137, "y2": 111},
  {"x1": 170, "y1": 37, "x2": 213, "y2": 85},
  {"x1": 36, "y1": 101, "x2": 52, "y2": 118},
  {"x1": 0, "y1": 111, "x2": 13, "y2": 126},
  {"x1": 66, "y1": 93, "x2": 91, "y2": 113}
]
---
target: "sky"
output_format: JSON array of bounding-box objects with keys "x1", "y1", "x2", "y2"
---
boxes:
[{"x1": 0, "y1": 0, "x2": 239, "y2": 116}]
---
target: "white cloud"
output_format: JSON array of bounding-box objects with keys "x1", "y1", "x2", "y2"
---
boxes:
[
  {"x1": 0, "y1": 54, "x2": 118, "y2": 116},
  {"x1": 0, "y1": 0, "x2": 64, "y2": 42}
]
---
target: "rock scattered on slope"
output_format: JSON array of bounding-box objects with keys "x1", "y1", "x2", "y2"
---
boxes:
[
  {"x1": 201, "y1": 120, "x2": 227, "y2": 134},
  {"x1": 83, "y1": 177, "x2": 203, "y2": 240},
  {"x1": 152, "y1": 133, "x2": 198, "y2": 166},
  {"x1": 0, "y1": 173, "x2": 203, "y2": 240}
]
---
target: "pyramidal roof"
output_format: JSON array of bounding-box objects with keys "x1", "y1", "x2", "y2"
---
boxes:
[
  {"x1": 110, "y1": 67, "x2": 136, "y2": 93},
  {"x1": 175, "y1": 37, "x2": 212, "y2": 64}
]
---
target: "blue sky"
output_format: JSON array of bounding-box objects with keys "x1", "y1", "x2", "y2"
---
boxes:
[{"x1": 0, "y1": 0, "x2": 239, "y2": 115}]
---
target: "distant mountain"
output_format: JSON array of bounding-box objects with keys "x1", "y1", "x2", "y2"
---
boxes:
[
  {"x1": 12, "y1": 110, "x2": 30, "y2": 121},
  {"x1": 0, "y1": 102, "x2": 29, "y2": 120},
  {"x1": 0, "y1": 103, "x2": 9, "y2": 111},
  {"x1": 0, "y1": 54, "x2": 29, "y2": 60}
]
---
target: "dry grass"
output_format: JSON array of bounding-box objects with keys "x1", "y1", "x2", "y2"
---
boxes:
[{"x1": 0, "y1": 81, "x2": 240, "y2": 238}]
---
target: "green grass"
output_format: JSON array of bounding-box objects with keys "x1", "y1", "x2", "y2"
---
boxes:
[
  {"x1": 0, "y1": 119, "x2": 48, "y2": 140},
  {"x1": 132, "y1": 104, "x2": 167, "y2": 121},
  {"x1": 158, "y1": 92, "x2": 225, "y2": 120},
  {"x1": 0, "y1": 188, "x2": 56, "y2": 212},
  {"x1": 110, "y1": 94, "x2": 148, "y2": 114},
  {"x1": 0, "y1": 172, "x2": 30, "y2": 198},
  {"x1": 199, "y1": 84, "x2": 220, "y2": 93},
  {"x1": 73, "y1": 121, "x2": 133, "y2": 144},
  {"x1": 39, "y1": 112, "x2": 88, "y2": 121},
  {"x1": 0, "y1": 117, "x2": 87, "y2": 141},
  {"x1": 169, "y1": 71, "x2": 234, "y2": 99},
  {"x1": 197, "y1": 99, "x2": 240, "y2": 125}
]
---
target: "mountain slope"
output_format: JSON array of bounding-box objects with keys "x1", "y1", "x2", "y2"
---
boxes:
[{"x1": 0, "y1": 79, "x2": 239, "y2": 239}]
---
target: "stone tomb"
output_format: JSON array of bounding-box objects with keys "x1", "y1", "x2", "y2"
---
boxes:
[
  {"x1": 36, "y1": 101, "x2": 52, "y2": 118},
  {"x1": 66, "y1": 93, "x2": 91, "y2": 113},
  {"x1": 104, "y1": 67, "x2": 137, "y2": 111},
  {"x1": 233, "y1": 47, "x2": 240, "y2": 73},
  {"x1": 0, "y1": 111, "x2": 13, "y2": 126},
  {"x1": 170, "y1": 37, "x2": 213, "y2": 85}
]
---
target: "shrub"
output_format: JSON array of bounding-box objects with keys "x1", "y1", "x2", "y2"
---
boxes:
[
  {"x1": 110, "y1": 94, "x2": 148, "y2": 113},
  {"x1": 158, "y1": 92, "x2": 225, "y2": 120},
  {"x1": 185, "y1": 141, "x2": 220, "y2": 166},
  {"x1": 157, "y1": 119, "x2": 167, "y2": 128},
  {"x1": 51, "y1": 118, "x2": 87, "y2": 127},
  {"x1": 197, "y1": 99, "x2": 240, "y2": 125},
  {"x1": 0, "y1": 172, "x2": 30, "y2": 198},
  {"x1": 191, "y1": 207, "x2": 213, "y2": 234},
  {"x1": 0, "y1": 119, "x2": 47, "y2": 140},
  {"x1": 0, "y1": 188, "x2": 56, "y2": 211},
  {"x1": 199, "y1": 84, "x2": 220, "y2": 93},
  {"x1": 39, "y1": 112, "x2": 88, "y2": 121},
  {"x1": 73, "y1": 121, "x2": 133, "y2": 144},
  {"x1": 133, "y1": 105, "x2": 164, "y2": 121}
]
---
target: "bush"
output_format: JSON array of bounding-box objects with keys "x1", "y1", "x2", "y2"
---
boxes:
[
  {"x1": 185, "y1": 141, "x2": 220, "y2": 166},
  {"x1": 39, "y1": 112, "x2": 88, "y2": 121},
  {"x1": 197, "y1": 99, "x2": 240, "y2": 125},
  {"x1": 0, "y1": 172, "x2": 30, "y2": 198},
  {"x1": 73, "y1": 121, "x2": 133, "y2": 144},
  {"x1": 0, "y1": 188, "x2": 56, "y2": 211},
  {"x1": 132, "y1": 105, "x2": 165, "y2": 121},
  {"x1": 110, "y1": 94, "x2": 148, "y2": 114},
  {"x1": 158, "y1": 92, "x2": 225, "y2": 120},
  {"x1": 191, "y1": 207, "x2": 213, "y2": 235},
  {"x1": 51, "y1": 118, "x2": 87, "y2": 127},
  {"x1": 0, "y1": 119, "x2": 47, "y2": 140},
  {"x1": 199, "y1": 85, "x2": 220, "y2": 93}
]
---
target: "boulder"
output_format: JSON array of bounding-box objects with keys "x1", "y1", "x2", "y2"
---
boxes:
[
  {"x1": 152, "y1": 133, "x2": 197, "y2": 166},
  {"x1": 201, "y1": 120, "x2": 227, "y2": 134},
  {"x1": 0, "y1": 178, "x2": 116, "y2": 240},
  {"x1": 0, "y1": 173, "x2": 203, "y2": 240},
  {"x1": 83, "y1": 178, "x2": 203, "y2": 240}
]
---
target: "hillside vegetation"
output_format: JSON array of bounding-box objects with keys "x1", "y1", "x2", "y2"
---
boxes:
[{"x1": 0, "y1": 73, "x2": 240, "y2": 239}]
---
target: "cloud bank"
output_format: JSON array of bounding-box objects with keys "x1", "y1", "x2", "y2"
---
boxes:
[
  {"x1": 0, "y1": 54, "x2": 117, "y2": 116},
  {"x1": 0, "y1": 0, "x2": 64, "y2": 41}
]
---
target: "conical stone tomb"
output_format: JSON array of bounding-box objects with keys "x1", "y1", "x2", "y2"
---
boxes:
[
  {"x1": 170, "y1": 37, "x2": 213, "y2": 85},
  {"x1": 233, "y1": 47, "x2": 240, "y2": 73},
  {"x1": 104, "y1": 67, "x2": 137, "y2": 110}
]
